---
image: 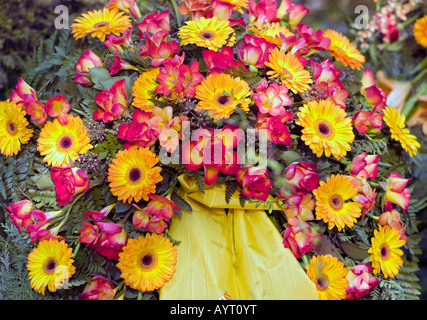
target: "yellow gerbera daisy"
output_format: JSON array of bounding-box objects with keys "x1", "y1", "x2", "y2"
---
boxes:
[
  {"x1": 313, "y1": 174, "x2": 362, "y2": 232},
  {"x1": 368, "y1": 226, "x2": 406, "y2": 279},
  {"x1": 383, "y1": 106, "x2": 420, "y2": 157},
  {"x1": 265, "y1": 47, "x2": 312, "y2": 93},
  {"x1": 117, "y1": 234, "x2": 177, "y2": 292},
  {"x1": 108, "y1": 147, "x2": 163, "y2": 203},
  {"x1": 324, "y1": 29, "x2": 365, "y2": 70},
  {"x1": 306, "y1": 254, "x2": 348, "y2": 300},
  {"x1": 248, "y1": 21, "x2": 293, "y2": 46},
  {"x1": 178, "y1": 17, "x2": 235, "y2": 51},
  {"x1": 413, "y1": 15, "x2": 427, "y2": 47},
  {"x1": 195, "y1": 73, "x2": 252, "y2": 121},
  {"x1": 71, "y1": 8, "x2": 132, "y2": 42},
  {"x1": 132, "y1": 68, "x2": 161, "y2": 112},
  {"x1": 220, "y1": 0, "x2": 248, "y2": 13},
  {"x1": 37, "y1": 114, "x2": 93, "y2": 167},
  {"x1": 0, "y1": 100, "x2": 32, "y2": 156},
  {"x1": 296, "y1": 99, "x2": 355, "y2": 160},
  {"x1": 27, "y1": 238, "x2": 76, "y2": 295}
]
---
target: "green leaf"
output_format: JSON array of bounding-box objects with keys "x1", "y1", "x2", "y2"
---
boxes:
[
  {"x1": 34, "y1": 174, "x2": 55, "y2": 191},
  {"x1": 340, "y1": 241, "x2": 370, "y2": 260},
  {"x1": 88, "y1": 67, "x2": 112, "y2": 90},
  {"x1": 280, "y1": 151, "x2": 301, "y2": 166},
  {"x1": 171, "y1": 191, "x2": 192, "y2": 213}
]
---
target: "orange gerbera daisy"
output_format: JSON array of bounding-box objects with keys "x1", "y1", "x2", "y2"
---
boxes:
[
  {"x1": 37, "y1": 114, "x2": 92, "y2": 167},
  {"x1": 413, "y1": 15, "x2": 427, "y2": 47},
  {"x1": 195, "y1": 73, "x2": 251, "y2": 121},
  {"x1": 117, "y1": 234, "x2": 177, "y2": 292},
  {"x1": 132, "y1": 68, "x2": 161, "y2": 112},
  {"x1": 313, "y1": 174, "x2": 363, "y2": 232},
  {"x1": 306, "y1": 254, "x2": 349, "y2": 300},
  {"x1": 248, "y1": 21, "x2": 293, "y2": 46},
  {"x1": 324, "y1": 29, "x2": 365, "y2": 70},
  {"x1": 107, "y1": 147, "x2": 163, "y2": 203},
  {"x1": 265, "y1": 48, "x2": 312, "y2": 93},
  {"x1": 0, "y1": 100, "x2": 33, "y2": 156},
  {"x1": 71, "y1": 8, "x2": 132, "y2": 42}
]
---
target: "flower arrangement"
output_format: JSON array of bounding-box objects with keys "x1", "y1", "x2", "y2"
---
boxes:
[{"x1": 0, "y1": 0, "x2": 426, "y2": 300}]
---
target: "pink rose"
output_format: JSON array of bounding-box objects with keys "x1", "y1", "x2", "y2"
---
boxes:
[
  {"x1": 81, "y1": 221, "x2": 127, "y2": 260},
  {"x1": 284, "y1": 162, "x2": 319, "y2": 193},
  {"x1": 345, "y1": 263, "x2": 379, "y2": 300},
  {"x1": 51, "y1": 166, "x2": 90, "y2": 206},
  {"x1": 93, "y1": 79, "x2": 128, "y2": 123},
  {"x1": 237, "y1": 35, "x2": 276, "y2": 69},
  {"x1": 79, "y1": 275, "x2": 116, "y2": 300},
  {"x1": 283, "y1": 217, "x2": 321, "y2": 259},
  {"x1": 236, "y1": 167, "x2": 272, "y2": 201}
]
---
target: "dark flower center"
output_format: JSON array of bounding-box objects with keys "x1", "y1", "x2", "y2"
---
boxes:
[
  {"x1": 218, "y1": 95, "x2": 230, "y2": 105},
  {"x1": 315, "y1": 120, "x2": 334, "y2": 139},
  {"x1": 315, "y1": 273, "x2": 329, "y2": 291},
  {"x1": 141, "y1": 254, "x2": 153, "y2": 267},
  {"x1": 380, "y1": 244, "x2": 390, "y2": 259},
  {"x1": 93, "y1": 21, "x2": 110, "y2": 28},
  {"x1": 60, "y1": 136, "x2": 72, "y2": 149},
  {"x1": 6, "y1": 120, "x2": 17, "y2": 135},
  {"x1": 329, "y1": 194, "x2": 344, "y2": 211},
  {"x1": 139, "y1": 251, "x2": 157, "y2": 271},
  {"x1": 200, "y1": 30, "x2": 215, "y2": 39},
  {"x1": 129, "y1": 168, "x2": 142, "y2": 182},
  {"x1": 318, "y1": 123, "x2": 330, "y2": 135},
  {"x1": 43, "y1": 258, "x2": 57, "y2": 274}
]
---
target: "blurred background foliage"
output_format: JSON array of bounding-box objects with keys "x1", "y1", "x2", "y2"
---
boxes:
[
  {"x1": 1, "y1": 0, "x2": 427, "y2": 299},
  {"x1": 0, "y1": 0, "x2": 105, "y2": 100}
]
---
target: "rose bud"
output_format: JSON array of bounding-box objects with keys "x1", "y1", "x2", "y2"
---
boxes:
[
  {"x1": 5, "y1": 200, "x2": 34, "y2": 231},
  {"x1": 350, "y1": 152, "x2": 380, "y2": 180},
  {"x1": 74, "y1": 49, "x2": 103, "y2": 86},
  {"x1": 379, "y1": 171, "x2": 411, "y2": 212}
]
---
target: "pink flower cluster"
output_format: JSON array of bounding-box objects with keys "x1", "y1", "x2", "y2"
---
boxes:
[{"x1": 5, "y1": 200, "x2": 64, "y2": 243}]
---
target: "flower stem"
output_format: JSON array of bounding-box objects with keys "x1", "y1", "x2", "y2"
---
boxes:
[
  {"x1": 170, "y1": 0, "x2": 181, "y2": 27},
  {"x1": 366, "y1": 213, "x2": 379, "y2": 221},
  {"x1": 411, "y1": 68, "x2": 427, "y2": 85}
]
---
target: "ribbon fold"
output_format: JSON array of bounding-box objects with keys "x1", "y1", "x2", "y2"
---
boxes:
[{"x1": 159, "y1": 174, "x2": 318, "y2": 300}]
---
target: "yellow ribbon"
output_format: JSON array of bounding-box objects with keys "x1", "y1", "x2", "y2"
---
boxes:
[{"x1": 159, "y1": 174, "x2": 318, "y2": 300}]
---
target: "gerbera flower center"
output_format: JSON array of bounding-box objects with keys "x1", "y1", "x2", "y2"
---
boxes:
[
  {"x1": 43, "y1": 258, "x2": 58, "y2": 275},
  {"x1": 139, "y1": 251, "x2": 158, "y2": 272},
  {"x1": 216, "y1": 94, "x2": 232, "y2": 106},
  {"x1": 57, "y1": 134, "x2": 75, "y2": 152},
  {"x1": 328, "y1": 194, "x2": 344, "y2": 211},
  {"x1": 315, "y1": 273, "x2": 329, "y2": 291},
  {"x1": 128, "y1": 167, "x2": 143, "y2": 183},
  {"x1": 6, "y1": 120, "x2": 18, "y2": 136},
  {"x1": 314, "y1": 119, "x2": 335, "y2": 139},
  {"x1": 93, "y1": 21, "x2": 110, "y2": 28},
  {"x1": 380, "y1": 243, "x2": 390, "y2": 260},
  {"x1": 199, "y1": 30, "x2": 216, "y2": 40}
]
